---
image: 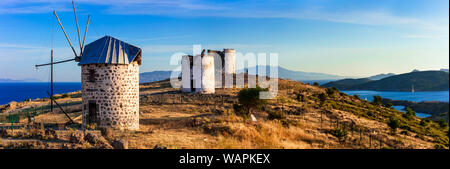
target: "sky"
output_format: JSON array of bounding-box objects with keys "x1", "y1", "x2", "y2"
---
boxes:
[{"x1": 0, "y1": 0, "x2": 448, "y2": 82}]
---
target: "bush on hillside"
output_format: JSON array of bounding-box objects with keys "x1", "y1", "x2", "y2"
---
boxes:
[
  {"x1": 267, "y1": 110, "x2": 285, "y2": 120},
  {"x1": 318, "y1": 93, "x2": 327, "y2": 104},
  {"x1": 403, "y1": 107, "x2": 416, "y2": 119},
  {"x1": 438, "y1": 119, "x2": 448, "y2": 128},
  {"x1": 420, "y1": 119, "x2": 430, "y2": 126},
  {"x1": 330, "y1": 127, "x2": 348, "y2": 143},
  {"x1": 372, "y1": 95, "x2": 383, "y2": 106},
  {"x1": 384, "y1": 102, "x2": 393, "y2": 108},
  {"x1": 326, "y1": 87, "x2": 339, "y2": 98},
  {"x1": 234, "y1": 87, "x2": 268, "y2": 118},
  {"x1": 387, "y1": 117, "x2": 401, "y2": 133},
  {"x1": 296, "y1": 93, "x2": 308, "y2": 102},
  {"x1": 61, "y1": 94, "x2": 70, "y2": 98}
]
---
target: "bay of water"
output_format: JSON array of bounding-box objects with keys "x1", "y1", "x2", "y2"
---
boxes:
[
  {"x1": 342, "y1": 90, "x2": 449, "y2": 118},
  {"x1": 0, "y1": 82, "x2": 81, "y2": 105},
  {"x1": 341, "y1": 90, "x2": 449, "y2": 102}
]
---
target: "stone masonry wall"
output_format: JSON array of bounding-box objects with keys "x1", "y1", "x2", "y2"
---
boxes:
[{"x1": 81, "y1": 63, "x2": 139, "y2": 130}]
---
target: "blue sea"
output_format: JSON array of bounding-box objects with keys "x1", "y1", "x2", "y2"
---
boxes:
[
  {"x1": 341, "y1": 90, "x2": 449, "y2": 102},
  {"x1": 342, "y1": 90, "x2": 449, "y2": 118},
  {"x1": 0, "y1": 82, "x2": 81, "y2": 105}
]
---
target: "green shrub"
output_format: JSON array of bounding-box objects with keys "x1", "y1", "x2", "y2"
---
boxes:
[
  {"x1": 403, "y1": 107, "x2": 416, "y2": 119},
  {"x1": 296, "y1": 93, "x2": 308, "y2": 102},
  {"x1": 387, "y1": 117, "x2": 401, "y2": 133},
  {"x1": 353, "y1": 95, "x2": 360, "y2": 100},
  {"x1": 438, "y1": 119, "x2": 448, "y2": 128},
  {"x1": 406, "y1": 107, "x2": 416, "y2": 116},
  {"x1": 400, "y1": 130, "x2": 409, "y2": 136},
  {"x1": 366, "y1": 112, "x2": 375, "y2": 118},
  {"x1": 326, "y1": 87, "x2": 339, "y2": 98},
  {"x1": 420, "y1": 119, "x2": 430, "y2": 126},
  {"x1": 234, "y1": 87, "x2": 268, "y2": 118},
  {"x1": 61, "y1": 94, "x2": 70, "y2": 98},
  {"x1": 330, "y1": 127, "x2": 348, "y2": 143},
  {"x1": 267, "y1": 111, "x2": 285, "y2": 120},
  {"x1": 233, "y1": 104, "x2": 249, "y2": 119},
  {"x1": 318, "y1": 93, "x2": 327, "y2": 104},
  {"x1": 399, "y1": 125, "x2": 412, "y2": 132},
  {"x1": 384, "y1": 102, "x2": 393, "y2": 108},
  {"x1": 372, "y1": 95, "x2": 383, "y2": 106},
  {"x1": 434, "y1": 144, "x2": 446, "y2": 149}
]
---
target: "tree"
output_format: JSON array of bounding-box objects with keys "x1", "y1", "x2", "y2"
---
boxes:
[
  {"x1": 236, "y1": 87, "x2": 268, "y2": 116},
  {"x1": 420, "y1": 118, "x2": 430, "y2": 126},
  {"x1": 326, "y1": 87, "x2": 339, "y2": 98},
  {"x1": 372, "y1": 95, "x2": 383, "y2": 106},
  {"x1": 403, "y1": 107, "x2": 416, "y2": 119},
  {"x1": 318, "y1": 93, "x2": 327, "y2": 104},
  {"x1": 438, "y1": 119, "x2": 448, "y2": 128},
  {"x1": 296, "y1": 93, "x2": 308, "y2": 102},
  {"x1": 387, "y1": 117, "x2": 401, "y2": 133},
  {"x1": 313, "y1": 82, "x2": 320, "y2": 86},
  {"x1": 330, "y1": 127, "x2": 348, "y2": 143},
  {"x1": 384, "y1": 102, "x2": 393, "y2": 108}
]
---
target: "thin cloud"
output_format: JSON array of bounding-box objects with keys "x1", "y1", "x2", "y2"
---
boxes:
[
  {"x1": 133, "y1": 35, "x2": 193, "y2": 42},
  {"x1": 1, "y1": 0, "x2": 447, "y2": 33},
  {"x1": 140, "y1": 44, "x2": 270, "y2": 54},
  {"x1": 402, "y1": 35, "x2": 447, "y2": 39}
]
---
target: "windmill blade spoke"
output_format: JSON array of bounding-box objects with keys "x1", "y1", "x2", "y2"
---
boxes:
[
  {"x1": 81, "y1": 15, "x2": 91, "y2": 56},
  {"x1": 73, "y1": 1, "x2": 82, "y2": 54},
  {"x1": 35, "y1": 58, "x2": 75, "y2": 67},
  {"x1": 54, "y1": 11, "x2": 78, "y2": 58}
]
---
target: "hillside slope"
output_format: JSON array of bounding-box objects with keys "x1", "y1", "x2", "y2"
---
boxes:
[
  {"x1": 323, "y1": 71, "x2": 449, "y2": 91},
  {"x1": 1, "y1": 78, "x2": 448, "y2": 149},
  {"x1": 368, "y1": 73, "x2": 395, "y2": 80},
  {"x1": 322, "y1": 78, "x2": 372, "y2": 90},
  {"x1": 139, "y1": 71, "x2": 174, "y2": 83}
]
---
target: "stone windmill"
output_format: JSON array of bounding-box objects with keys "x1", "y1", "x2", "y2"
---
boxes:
[{"x1": 35, "y1": 1, "x2": 141, "y2": 130}]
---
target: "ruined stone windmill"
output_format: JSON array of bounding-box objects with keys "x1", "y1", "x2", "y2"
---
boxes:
[{"x1": 35, "y1": 1, "x2": 142, "y2": 130}]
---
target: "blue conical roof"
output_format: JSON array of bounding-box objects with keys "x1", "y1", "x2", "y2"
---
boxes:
[{"x1": 78, "y1": 36, "x2": 141, "y2": 65}]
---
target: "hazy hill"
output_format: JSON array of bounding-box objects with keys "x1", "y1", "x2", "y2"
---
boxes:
[
  {"x1": 241, "y1": 66, "x2": 348, "y2": 81},
  {"x1": 0, "y1": 78, "x2": 40, "y2": 82},
  {"x1": 322, "y1": 78, "x2": 373, "y2": 90},
  {"x1": 0, "y1": 78, "x2": 19, "y2": 82},
  {"x1": 275, "y1": 66, "x2": 347, "y2": 81},
  {"x1": 139, "y1": 66, "x2": 348, "y2": 84},
  {"x1": 368, "y1": 73, "x2": 395, "y2": 80},
  {"x1": 139, "y1": 71, "x2": 174, "y2": 83},
  {"x1": 323, "y1": 71, "x2": 449, "y2": 91}
]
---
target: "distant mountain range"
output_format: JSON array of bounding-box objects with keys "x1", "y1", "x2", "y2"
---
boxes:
[
  {"x1": 247, "y1": 66, "x2": 350, "y2": 81},
  {"x1": 139, "y1": 67, "x2": 450, "y2": 86},
  {"x1": 139, "y1": 71, "x2": 176, "y2": 83},
  {"x1": 323, "y1": 71, "x2": 449, "y2": 91},
  {"x1": 139, "y1": 66, "x2": 350, "y2": 84},
  {"x1": 367, "y1": 73, "x2": 396, "y2": 80}
]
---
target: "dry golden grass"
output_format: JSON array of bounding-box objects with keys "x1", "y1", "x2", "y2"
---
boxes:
[{"x1": 1, "y1": 78, "x2": 446, "y2": 149}]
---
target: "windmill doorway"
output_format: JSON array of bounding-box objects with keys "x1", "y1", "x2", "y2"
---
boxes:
[{"x1": 87, "y1": 100, "x2": 98, "y2": 125}]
